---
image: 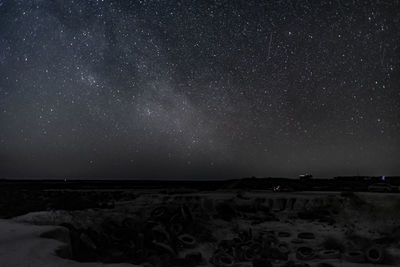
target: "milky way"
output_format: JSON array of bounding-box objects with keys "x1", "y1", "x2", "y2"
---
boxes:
[{"x1": 0, "y1": 0, "x2": 399, "y2": 178}]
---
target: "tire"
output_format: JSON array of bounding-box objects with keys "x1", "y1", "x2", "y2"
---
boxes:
[
  {"x1": 318, "y1": 249, "x2": 340, "y2": 259},
  {"x1": 152, "y1": 240, "x2": 175, "y2": 256},
  {"x1": 178, "y1": 234, "x2": 197, "y2": 248},
  {"x1": 241, "y1": 242, "x2": 263, "y2": 261},
  {"x1": 366, "y1": 246, "x2": 384, "y2": 263},
  {"x1": 296, "y1": 247, "x2": 316, "y2": 261},
  {"x1": 151, "y1": 207, "x2": 167, "y2": 220},
  {"x1": 277, "y1": 242, "x2": 290, "y2": 254},
  {"x1": 344, "y1": 250, "x2": 365, "y2": 263},
  {"x1": 212, "y1": 252, "x2": 234, "y2": 267}
]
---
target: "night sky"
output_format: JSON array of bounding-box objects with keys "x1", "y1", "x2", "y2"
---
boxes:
[{"x1": 0, "y1": 0, "x2": 399, "y2": 179}]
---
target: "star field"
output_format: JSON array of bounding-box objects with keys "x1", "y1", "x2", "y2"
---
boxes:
[{"x1": 0, "y1": 0, "x2": 399, "y2": 178}]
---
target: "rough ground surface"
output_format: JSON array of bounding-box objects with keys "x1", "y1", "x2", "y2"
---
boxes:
[{"x1": 2, "y1": 190, "x2": 400, "y2": 267}]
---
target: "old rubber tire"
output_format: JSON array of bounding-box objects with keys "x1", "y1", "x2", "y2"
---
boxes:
[
  {"x1": 152, "y1": 240, "x2": 175, "y2": 256},
  {"x1": 277, "y1": 242, "x2": 290, "y2": 254},
  {"x1": 296, "y1": 247, "x2": 316, "y2": 261},
  {"x1": 213, "y1": 252, "x2": 234, "y2": 267},
  {"x1": 318, "y1": 249, "x2": 340, "y2": 259},
  {"x1": 151, "y1": 207, "x2": 167, "y2": 219},
  {"x1": 178, "y1": 234, "x2": 197, "y2": 248},
  {"x1": 366, "y1": 246, "x2": 384, "y2": 263},
  {"x1": 242, "y1": 242, "x2": 262, "y2": 261},
  {"x1": 344, "y1": 250, "x2": 365, "y2": 263}
]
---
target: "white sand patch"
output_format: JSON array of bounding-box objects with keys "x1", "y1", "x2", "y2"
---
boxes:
[{"x1": 0, "y1": 219, "x2": 141, "y2": 267}]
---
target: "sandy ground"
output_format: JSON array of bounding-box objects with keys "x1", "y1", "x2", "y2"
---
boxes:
[
  {"x1": 1, "y1": 190, "x2": 400, "y2": 267},
  {"x1": 0, "y1": 218, "x2": 141, "y2": 267}
]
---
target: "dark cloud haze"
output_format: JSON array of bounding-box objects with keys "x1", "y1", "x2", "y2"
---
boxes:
[{"x1": 0, "y1": 0, "x2": 399, "y2": 179}]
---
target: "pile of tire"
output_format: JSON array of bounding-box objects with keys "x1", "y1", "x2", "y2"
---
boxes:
[
  {"x1": 60, "y1": 203, "x2": 208, "y2": 267},
  {"x1": 343, "y1": 244, "x2": 385, "y2": 264},
  {"x1": 210, "y1": 228, "x2": 293, "y2": 266}
]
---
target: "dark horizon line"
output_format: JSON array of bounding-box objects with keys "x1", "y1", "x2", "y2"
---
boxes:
[{"x1": 0, "y1": 174, "x2": 397, "y2": 182}]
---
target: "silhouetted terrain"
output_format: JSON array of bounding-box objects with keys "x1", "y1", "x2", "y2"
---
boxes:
[
  {"x1": 1, "y1": 178, "x2": 400, "y2": 266},
  {"x1": 1, "y1": 176, "x2": 399, "y2": 218}
]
